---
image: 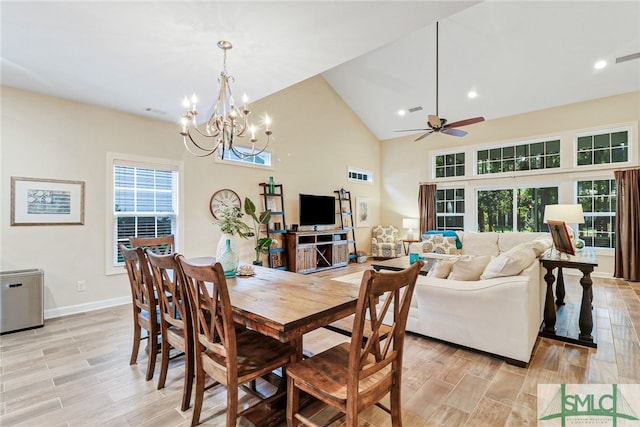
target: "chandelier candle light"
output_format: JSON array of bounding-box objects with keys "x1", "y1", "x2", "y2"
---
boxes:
[{"x1": 180, "y1": 40, "x2": 272, "y2": 158}]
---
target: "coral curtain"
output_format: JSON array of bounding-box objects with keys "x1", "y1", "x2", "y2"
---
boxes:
[
  {"x1": 614, "y1": 168, "x2": 640, "y2": 281},
  {"x1": 418, "y1": 183, "x2": 437, "y2": 236}
]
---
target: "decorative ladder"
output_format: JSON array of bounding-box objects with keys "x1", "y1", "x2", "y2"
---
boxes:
[
  {"x1": 260, "y1": 182, "x2": 287, "y2": 270},
  {"x1": 335, "y1": 188, "x2": 357, "y2": 263}
]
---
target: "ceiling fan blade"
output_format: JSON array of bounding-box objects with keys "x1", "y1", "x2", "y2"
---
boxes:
[
  {"x1": 428, "y1": 115, "x2": 441, "y2": 129},
  {"x1": 394, "y1": 128, "x2": 429, "y2": 132},
  {"x1": 445, "y1": 116, "x2": 485, "y2": 129},
  {"x1": 441, "y1": 127, "x2": 467, "y2": 137},
  {"x1": 414, "y1": 131, "x2": 434, "y2": 141}
]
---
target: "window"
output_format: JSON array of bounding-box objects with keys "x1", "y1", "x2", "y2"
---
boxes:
[
  {"x1": 348, "y1": 168, "x2": 373, "y2": 183},
  {"x1": 577, "y1": 179, "x2": 616, "y2": 248},
  {"x1": 477, "y1": 186, "x2": 558, "y2": 232},
  {"x1": 435, "y1": 152, "x2": 465, "y2": 178},
  {"x1": 109, "y1": 155, "x2": 180, "y2": 270},
  {"x1": 220, "y1": 146, "x2": 272, "y2": 167},
  {"x1": 477, "y1": 139, "x2": 560, "y2": 175},
  {"x1": 576, "y1": 129, "x2": 628, "y2": 166},
  {"x1": 436, "y1": 188, "x2": 464, "y2": 230}
]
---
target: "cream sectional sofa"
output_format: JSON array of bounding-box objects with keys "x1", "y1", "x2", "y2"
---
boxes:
[{"x1": 403, "y1": 231, "x2": 552, "y2": 366}]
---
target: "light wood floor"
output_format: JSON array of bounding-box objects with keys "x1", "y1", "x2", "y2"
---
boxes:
[{"x1": 1, "y1": 261, "x2": 639, "y2": 426}]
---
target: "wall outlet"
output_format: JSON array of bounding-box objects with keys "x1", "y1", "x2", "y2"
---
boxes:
[{"x1": 76, "y1": 280, "x2": 86, "y2": 292}]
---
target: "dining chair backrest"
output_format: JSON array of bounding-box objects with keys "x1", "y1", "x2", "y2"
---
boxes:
[
  {"x1": 145, "y1": 250, "x2": 190, "y2": 340},
  {"x1": 145, "y1": 250, "x2": 193, "y2": 411},
  {"x1": 176, "y1": 256, "x2": 238, "y2": 371},
  {"x1": 348, "y1": 260, "x2": 422, "y2": 398},
  {"x1": 119, "y1": 244, "x2": 159, "y2": 381},
  {"x1": 129, "y1": 235, "x2": 175, "y2": 255},
  {"x1": 120, "y1": 244, "x2": 157, "y2": 321}
]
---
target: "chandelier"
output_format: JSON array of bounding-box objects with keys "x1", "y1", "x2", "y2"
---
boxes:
[{"x1": 180, "y1": 40, "x2": 272, "y2": 158}]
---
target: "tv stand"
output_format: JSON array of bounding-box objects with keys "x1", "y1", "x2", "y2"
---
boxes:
[{"x1": 285, "y1": 230, "x2": 349, "y2": 274}]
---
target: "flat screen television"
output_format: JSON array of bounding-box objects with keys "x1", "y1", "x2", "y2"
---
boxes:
[{"x1": 299, "y1": 193, "x2": 335, "y2": 226}]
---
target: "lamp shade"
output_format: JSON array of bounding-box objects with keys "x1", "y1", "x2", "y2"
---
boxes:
[
  {"x1": 402, "y1": 218, "x2": 420, "y2": 230},
  {"x1": 543, "y1": 204, "x2": 585, "y2": 224}
]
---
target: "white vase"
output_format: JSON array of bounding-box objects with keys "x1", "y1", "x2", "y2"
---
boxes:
[{"x1": 217, "y1": 233, "x2": 234, "y2": 260}]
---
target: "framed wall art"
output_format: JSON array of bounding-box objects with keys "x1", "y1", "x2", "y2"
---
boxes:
[
  {"x1": 11, "y1": 177, "x2": 85, "y2": 225},
  {"x1": 547, "y1": 219, "x2": 575, "y2": 256},
  {"x1": 355, "y1": 197, "x2": 371, "y2": 228}
]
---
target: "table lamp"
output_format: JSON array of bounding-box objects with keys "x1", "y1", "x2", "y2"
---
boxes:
[
  {"x1": 543, "y1": 204, "x2": 585, "y2": 251},
  {"x1": 402, "y1": 218, "x2": 420, "y2": 241}
]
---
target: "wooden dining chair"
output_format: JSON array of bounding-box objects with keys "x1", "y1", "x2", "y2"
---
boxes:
[
  {"x1": 129, "y1": 235, "x2": 175, "y2": 255},
  {"x1": 146, "y1": 250, "x2": 193, "y2": 411},
  {"x1": 287, "y1": 260, "x2": 423, "y2": 427},
  {"x1": 119, "y1": 244, "x2": 160, "y2": 381},
  {"x1": 177, "y1": 256, "x2": 297, "y2": 427}
]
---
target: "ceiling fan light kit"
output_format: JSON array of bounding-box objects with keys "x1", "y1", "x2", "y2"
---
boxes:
[{"x1": 396, "y1": 21, "x2": 484, "y2": 141}]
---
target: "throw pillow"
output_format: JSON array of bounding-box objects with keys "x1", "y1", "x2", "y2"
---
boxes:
[
  {"x1": 480, "y1": 244, "x2": 537, "y2": 279},
  {"x1": 421, "y1": 235, "x2": 461, "y2": 255},
  {"x1": 424, "y1": 230, "x2": 463, "y2": 249},
  {"x1": 427, "y1": 259, "x2": 456, "y2": 279},
  {"x1": 530, "y1": 237, "x2": 553, "y2": 257},
  {"x1": 447, "y1": 255, "x2": 492, "y2": 281}
]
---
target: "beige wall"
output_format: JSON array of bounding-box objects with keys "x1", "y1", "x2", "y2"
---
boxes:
[
  {"x1": 380, "y1": 91, "x2": 640, "y2": 277},
  {"x1": 1, "y1": 75, "x2": 381, "y2": 316}
]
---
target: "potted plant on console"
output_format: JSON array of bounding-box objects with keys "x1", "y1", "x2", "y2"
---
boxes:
[{"x1": 244, "y1": 197, "x2": 272, "y2": 266}]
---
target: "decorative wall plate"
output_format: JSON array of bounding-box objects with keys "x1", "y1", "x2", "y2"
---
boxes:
[{"x1": 210, "y1": 189, "x2": 241, "y2": 219}]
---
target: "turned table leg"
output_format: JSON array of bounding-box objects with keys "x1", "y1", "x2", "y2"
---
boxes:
[
  {"x1": 578, "y1": 269, "x2": 594, "y2": 342},
  {"x1": 555, "y1": 267, "x2": 565, "y2": 305},
  {"x1": 543, "y1": 266, "x2": 557, "y2": 333}
]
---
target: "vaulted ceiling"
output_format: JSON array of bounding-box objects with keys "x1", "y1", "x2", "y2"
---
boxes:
[{"x1": 2, "y1": 1, "x2": 639, "y2": 141}]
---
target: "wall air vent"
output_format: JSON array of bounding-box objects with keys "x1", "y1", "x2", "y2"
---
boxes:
[
  {"x1": 407, "y1": 106, "x2": 423, "y2": 113},
  {"x1": 616, "y1": 52, "x2": 640, "y2": 64}
]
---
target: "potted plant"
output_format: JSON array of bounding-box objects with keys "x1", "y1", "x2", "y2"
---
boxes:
[
  {"x1": 214, "y1": 205, "x2": 252, "y2": 259},
  {"x1": 244, "y1": 197, "x2": 272, "y2": 265}
]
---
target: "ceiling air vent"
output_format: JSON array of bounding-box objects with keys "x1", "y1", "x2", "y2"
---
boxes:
[
  {"x1": 407, "y1": 106, "x2": 423, "y2": 113},
  {"x1": 616, "y1": 52, "x2": 640, "y2": 64}
]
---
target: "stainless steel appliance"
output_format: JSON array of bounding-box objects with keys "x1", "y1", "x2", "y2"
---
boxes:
[{"x1": 0, "y1": 269, "x2": 44, "y2": 334}]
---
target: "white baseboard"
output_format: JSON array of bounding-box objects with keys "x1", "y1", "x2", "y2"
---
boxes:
[
  {"x1": 562, "y1": 270, "x2": 613, "y2": 279},
  {"x1": 44, "y1": 296, "x2": 130, "y2": 320}
]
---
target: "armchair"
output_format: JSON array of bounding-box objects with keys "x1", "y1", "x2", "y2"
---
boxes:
[{"x1": 371, "y1": 225, "x2": 403, "y2": 259}]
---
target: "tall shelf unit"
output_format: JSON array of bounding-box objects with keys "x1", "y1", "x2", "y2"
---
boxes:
[
  {"x1": 259, "y1": 182, "x2": 287, "y2": 270},
  {"x1": 335, "y1": 188, "x2": 357, "y2": 263}
]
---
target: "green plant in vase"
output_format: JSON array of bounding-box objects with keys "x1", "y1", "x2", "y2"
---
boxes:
[
  {"x1": 214, "y1": 205, "x2": 252, "y2": 276},
  {"x1": 244, "y1": 197, "x2": 272, "y2": 265}
]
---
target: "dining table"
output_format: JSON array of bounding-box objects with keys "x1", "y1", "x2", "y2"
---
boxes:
[{"x1": 185, "y1": 258, "x2": 363, "y2": 426}]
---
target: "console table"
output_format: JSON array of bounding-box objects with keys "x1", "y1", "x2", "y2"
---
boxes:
[{"x1": 539, "y1": 249, "x2": 598, "y2": 348}]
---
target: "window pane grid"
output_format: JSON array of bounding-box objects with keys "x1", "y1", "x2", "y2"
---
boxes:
[
  {"x1": 577, "y1": 179, "x2": 616, "y2": 248},
  {"x1": 435, "y1": 152, "x2": 465, "y2": 178},
  {"x1": 478, "y1": 187, "x2": 557, "y2": 232},
  {"x1": 477, "y1": 139, "x2": 560, "y2": 175},
  {"x1": 436, "y1": 188, "x2": 464, "y2": 230},
  {"x1": 576, "y1": 131, "x2": 628, "y2": 166},
  {"x1": 113, "y1": 164, "x2": 177, "y2": 266}
]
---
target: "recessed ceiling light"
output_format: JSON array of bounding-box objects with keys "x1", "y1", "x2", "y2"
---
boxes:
[
  {"x1": 467, "y1": 90, "x2": 478, "y2": 99},
  {"x1": 594, "y1": 60, "x2": 607, "y2": 69},
  {"x1": 397, "y1": 109, "x2": 406, "y2": 116}
]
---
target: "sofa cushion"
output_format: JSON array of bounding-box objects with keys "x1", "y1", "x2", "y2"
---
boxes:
[
  {"x1": 480, "y1": 243, "x2": 537, "y2": 279},
  {"x1": 497, "y1": 232, "x2": 548, "y2": 252},
  {"x1": 427, "y1": 259, "x2": 456, "y2": 279},
  {"x1": 420, "y1": 235, "x2": 461, "y2": 255},
  {"x1": 447, "y1": 255, "x2": 492, "y2": 281},
  {"x1": 460, "y1": 232, "x2": 499, "y2": 256}
]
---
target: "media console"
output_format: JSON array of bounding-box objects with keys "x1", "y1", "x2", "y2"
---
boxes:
[{"x1": 285, "y1": 230, "x2": 349, "y2": 274}]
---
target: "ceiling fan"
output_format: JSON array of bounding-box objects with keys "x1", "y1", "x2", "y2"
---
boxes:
[{"x1": 396, "y1": 21, "x2": 484, "y2": 141}]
